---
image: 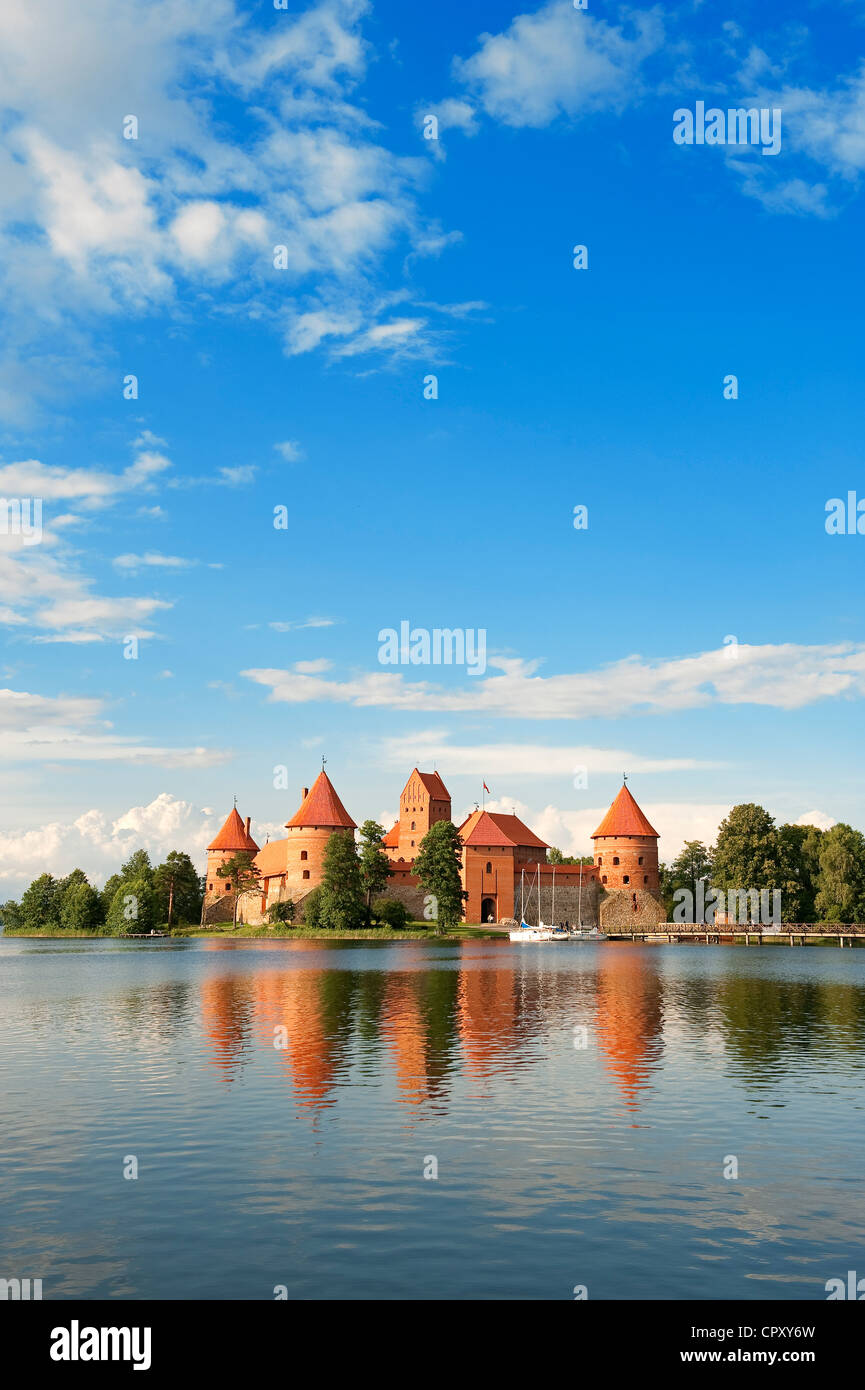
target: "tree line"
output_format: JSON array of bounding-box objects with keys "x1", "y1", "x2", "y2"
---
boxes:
[
  {"x1": 659, "y1": 804, "x2": 865, "y2": 923},
  {"x1": 0, "y1": 850, "x2": 203, "y2": 934}
]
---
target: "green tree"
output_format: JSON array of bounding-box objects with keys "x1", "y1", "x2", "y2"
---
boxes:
[
  {"x1": 712, "y1": 804, "x2": 803, "y2": 920},
  {"x1": 815, "y1": 824, "x2": 865, "y2": 923},
  {"x1": 19, "y1": 873, "x2": 62, "y2": 932},
  {"x1": 413, "y1": 820, "x2": 467, "y2": 932},
  {"x1": 60, "y1": 879, "x2": 102, "y2": 932},
  {"x1": 120, "y1": 849, "x2": 154, "y2": 882},
  {"x1": 778, "y1": 823, "x2": 824, "y2": 921},
  {"x1": 301, "y1": 885, "x2": 323, "y2": 929},
  {"x1": 0, "y1": 900, "x2": 23, "y2": 932},
  {"x1": 358, "y1": 820, "x2": 391, "y2": 917},
  {"x1": 154, "y1": 851, "x2": 202, "y2": 926},
  {"x1": 105, "y1": 876, "x2": 158, "y2": 934},
  {"x1": 373, "y1": 897, "x2": 409, "y2": 930},
  {"x1": 668, "y1": 840, "x2": 713, "y2": 907},
  {"x1": 319, "y1": 831, "x2": 366, "y2": 931},
  {"x1": 267, "y1": 899, "x2": 296, "y2": 926}
]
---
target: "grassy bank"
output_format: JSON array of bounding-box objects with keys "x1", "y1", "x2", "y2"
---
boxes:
[
  {"x1": 169, "y1": 922, "x2": 500, "y2": 941},
  {"x1": 2, "y1": 922, "x2": 501, "y2": 942}
]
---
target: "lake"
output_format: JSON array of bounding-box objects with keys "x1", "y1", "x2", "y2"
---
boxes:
[{"x1": 1, "y1": 937, "x2": 863, "y2": 1300}]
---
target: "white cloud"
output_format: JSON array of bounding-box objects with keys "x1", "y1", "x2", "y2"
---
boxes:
[
  {"x1": 0, "y1": 439, "x2": 177, "y2": 641},
  {"x1": 0, "y1": 688, "x2": 230, "y2": 765},
  {"x1": 0, "y1": 0, "x2": 459, "y2": 413},
  {"x1": 450, "y1": 1, "x2": 663, "y2": 129},
  {"x1": 380, "y1": 731, "x2": 711, "y2": 776},
  {"x1": 794, "y1": 810, "x2": 836, "y2": 831},
  {"x1": 113, "y1": 552, "x2": 195, "y2": 571},
  {"x1": 0, "y1": 792, "x2": 228, "y2": 896},
  {"x1": 268, "y1": 616, "x2": 338, "y2": 632},
  {"x1": 274, "y1": 439, "x2": 304, "y2": 462},
  {"x1": 242, "y1": 641, "x2": 865, "y2": 719}
]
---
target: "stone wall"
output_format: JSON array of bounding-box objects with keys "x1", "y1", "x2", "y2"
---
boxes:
[
  {"x1": 518, "y1": 880, "x2": 600, "y2": 927},
  {"x1": 599, "y1": 888, "x2": 666, "y2": 932}
]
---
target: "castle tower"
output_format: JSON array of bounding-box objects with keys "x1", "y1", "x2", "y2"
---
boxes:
[
  {"x1": 387, "y1": 768, "x2": 451, "y2": 862},
  {"x1": 281, "y1": 769, "x2": 357, "y2": 896},
  {"x1": 203, "y1": 807, "x2": 260, "y2": 920},
  {"x1": 591, "y1": 783, "x2": 660, "y2": 895}
]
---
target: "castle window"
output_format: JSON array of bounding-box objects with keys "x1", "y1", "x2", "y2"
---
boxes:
[
  {"x1": 597, "y1": 857, "x2": 602, "y2": 866},
  {"x1": 638, "y1": 856, "x2": 643, "y2": 865},
  {"x1": 623, "y1": 875, "x2": 630, "y2": 884},
  {"x1": 300, "y1": 851, "x2": 307, "y2": 861},
  {"x1": 302, "y1": 870, "x2": 310, "y2": 880},
  {"x1": 613, "y1": 857, "x2": 620, "y2": 866},
  {"x1": 486, "y1": 861, "x2": 492, "y2": 873},
  {"x1": 225, "y1": 883, "x2": 231, "y2": 892},
  {"x1": 411, "y1": 840, "x2": 415, "y2": 848},
  {"x1": 643, "y1": 875, "x2": 649, "y2": 884},
  {"x1": 602, "y1": 875, "x2": 607, "y2": 885},
  {"x1": 208, "y1": 882, "x2": 212, "y2": 891},
  {"x1": 411, "y1": 822, "x2": 415, "y2": 830}
]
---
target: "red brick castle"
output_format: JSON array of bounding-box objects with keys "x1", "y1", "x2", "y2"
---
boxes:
[{"x1": 201, "y1": 769, "x2": 665, "y2": 929}]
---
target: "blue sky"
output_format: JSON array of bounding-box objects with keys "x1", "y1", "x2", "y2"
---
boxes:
[{"x1": 2, "y1": 0, "x2": 865, "y2": 892}]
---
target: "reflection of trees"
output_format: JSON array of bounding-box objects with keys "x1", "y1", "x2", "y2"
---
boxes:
[
  {"x1": 718, "y1": 975, "x2": 865, "y2": 1086},
  {"x1": 381, "y1": 969, "x2": 461, "y2": 1108}
]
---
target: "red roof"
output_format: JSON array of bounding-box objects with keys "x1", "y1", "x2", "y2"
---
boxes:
[
  {"x1": 383, "y1": 823, "x2": 400, "y2": 847},
  {"x1": 458, "y1": 809, "x2": 549, "y2": 850},
  {"x1": 591, "y1": 784, "x2": 659, "y2": 839},
  {"x1": 285, "y1": 770, "x2": 356, "y2": 830},
  {"x1": 415, "y1": 769, "x2": 450, "y2": 801},
  {"x1": 255, "y1": 839, "x2": 288, "y2": 878},
  {"x1": 207, "y1": 808, "x2": 259, "y2": 854}
]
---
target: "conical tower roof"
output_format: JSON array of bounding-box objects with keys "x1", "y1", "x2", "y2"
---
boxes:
[
  {"x1": 591, "y1": 784, "x2": 659, "y2": 839},
  {"x1": 207, "y1": 807, "x2": 260, "y2": 853},
  {"x1": 285, "y1": 770, "x2": 356, "y2": 830}
]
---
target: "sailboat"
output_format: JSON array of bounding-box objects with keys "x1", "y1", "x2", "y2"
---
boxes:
[
  {"x1": 566, "y1": 861, "x2": 603, "y2": 939},
  {"x1": 509, "y1": 866, "x2": 555, "y2": 941}
]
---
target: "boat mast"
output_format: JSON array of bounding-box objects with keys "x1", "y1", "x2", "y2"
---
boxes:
[
  {"x1": 552, "y1": 863, "x2": 556, "y2": 925},
  {"x1": 578, "y1": 860, "x2": 583, "y2": 928}
]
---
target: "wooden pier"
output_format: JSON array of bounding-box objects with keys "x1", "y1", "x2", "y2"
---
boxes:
[{"x1": 605, "y1": 925, "x2": 865, "y2": 947}]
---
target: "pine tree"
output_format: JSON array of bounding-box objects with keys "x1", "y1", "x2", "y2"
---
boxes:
[
  {"x1": 320, "y1": 831, "x2": 366, "y2": 930},
  {"x1": 154, "y1": 851, "x2": 203, "y2": 926},
  {"x1": 358, "y1": 820, "x2": 391, "y2": 918},
  {"x1": 413, "y1": 820, "x2": 466, "y2": 932}
]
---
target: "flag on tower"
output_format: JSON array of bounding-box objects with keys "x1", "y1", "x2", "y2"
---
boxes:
[{"x1": 483, "y1": 781, "x2": 490, "y2": 794}]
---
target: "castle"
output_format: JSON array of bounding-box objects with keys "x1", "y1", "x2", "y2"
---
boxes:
[{"x1": 201, "y1": 769, "x2": 666, "y2": 929}]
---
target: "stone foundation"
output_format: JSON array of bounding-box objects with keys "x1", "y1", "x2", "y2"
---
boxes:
[{"x1": 599, "y1": 889, "x2": 666, "y2": 932}]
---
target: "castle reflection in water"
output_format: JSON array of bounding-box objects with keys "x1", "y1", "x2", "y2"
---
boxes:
[{"x1": 197, "y1": 942, "x2": 865, "y2": 1115}]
